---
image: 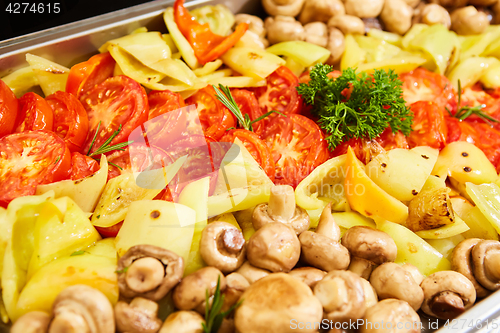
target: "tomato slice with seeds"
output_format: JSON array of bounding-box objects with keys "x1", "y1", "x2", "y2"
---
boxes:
[
  {"x1": 459, "y1": 83, "x2": 500, "y2": 121},
  {"x1": 186, "y1": 86, "x2": 236, "y2": 140},
  {"x1": 81, "y1": 75, "x2": 149, "y2": 155},
  {"x1": 261, "y1": 114, "x2": 328, "y2": 188},
  {"x1": 0, "y1": 130, "x2": 71, "y2": 207},
  {"x1": 70, "y1": 152, "x2": 100, "y2": 180},
  {"x1": 66, "y1": 52, "x2": 116, "y2": 100},
  {"x1": 46, "y1": 91, "x2": 89, "y2": 153},
  {"x1": 408, "y1": 101, "x2": 448, "y2": 149},
  {"x1": 15, "y1": 92, "x2": 53, "y2": 133},
  {"x1": 0, "y1": 79, "x2": 18, "y2": 138}
]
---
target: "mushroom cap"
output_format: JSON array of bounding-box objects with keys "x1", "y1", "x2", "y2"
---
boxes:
[
  {"x1": 299, "y1": 0, "x2": 346, "y2": 24},
  {"x1": 341, "y1": 226, "x2": 397, "y2": 265},
  {"x1": 360, "y1": 299, "x2": 421, "y2": 333},
  {"x1": 222, "y1": 273, "x2": 250, "y2": 313},
  {"x1": 173, "y1": 266, "x2": 226, "y2": 311},
  {"x1": 401, "y1": 263, "x2": 424, "y2": 285},
  {"x1": 236, "y1": 261, "x2": 271, "y2": 284},
  {"x1": 115, "y1": 298, "x2": 162, "y2": 333},
  {"x1": 452, "y1": 238, "x2": 490, "y2": 298},
  {"x1": 472, "y1": 240, "x2": 500, "y2": 291},
  {"x1": 289, "y1": 267, "x2": 327, "y2": 289},
  {"x1": 262, "y1": 0, "x2": 306, "y2": 17},
  {"x1": 234, "y1": 273, "x2": 323, "y2": 333},
  {"x1": 246, "y1": 222, "x2": 301, "y2": 272},
  {"x1": 117, "y1": 244, "x2": 184, "y2": 301},
  {"x1": 299, "y1": 231, "x2": 350, "y2": 271},
  {"x1": 421, "y1": 271, "x2": 476, "y2": 319},
  {"x1": 49, "y1": 284, "x2": 115, "y2": 333},
  {"x1": 370, "y1": 262, "x2": 424, "y2": 311},
  {"x1": 11, "y1": 311, "x2": 51, "y2": 333},
  {"x1": 159, "y1": 311, "x2": 205, "y2": 333},
  {"x1": 200, "y1": 221, "x2": 246, "y2": 274},
  {"x1": 313, "y1": 270, "x2": 366, "y2": 322}
]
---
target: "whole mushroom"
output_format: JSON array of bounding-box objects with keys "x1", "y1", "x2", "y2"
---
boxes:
[
  {"x1": 252, "y1": 185, "x2": 310, "y2": 234},
  {"x1": 344, "y1": 0, "x2": 385, "y2": 18},
  {"x1": 265, "y1": 16, "x2": 306, "y2": 45},
  {"x1": 289, "y1": 267, "x2": 327, "y2": 288},
  {"x1": 117, "y1": 245, "x2": 184, "y2": 301},
  {"x1": 49, "y1": 285, "x2": 115, "y2": 333},
  {"x1": 451, "y1": 6, "x2": 490, "y2": 35},
  {"x1": 246, "y1": 222, "x2": 301, "y2": 272},
  {"x1": 262, "y1": 0, "x2": 305, "y2": 17},
  {"x1": 11, "y1": 311, "x2": 51, "y2": 333},
  {"x1": 419, "y1": 4, "x2": 452, "y2": 28},
  {"x1": 115, "y1": 297, "x2": 162, "y2": 333},
  {"x1": 221, "y1": 273, "x2": 250, "y2": 312},
  {"x1": 298, "y1": 0, "x2": 345, "y2": 24},
  {"x1": 234, "y1": 14, "x2": 268, "y2": 47},
  {"x1": 401, "y1": 263, "x2": 425, "y2": 285},
  {"x1": 380, "y1": 0, "x2": 414, "y2": 35},
  {"x1": 314, "y1": 270, "x2": 367, "y2": 323},
  {"x1": 236, "y1": 261, "x2": 271, "y2": 284},
  {"x1": 234, "y1": 273, "x2": 323, "y2": 333},
  {"x1": 341, "y1": 226, "x2": 398, "y2": 279},
  {"x1": 328, "y1": 14, "x2": 366, "y2": 35},
  {"x1": 360, "y1": 299, "x2": 421, "y2": 333},
  {"x1": 370, "y1": 262, "x2": 424, "y2": 311},
  {"x1": 200, "y1": 221, "x2": 246, "y2": 274},
  {"x1": 326, "y1": 27, "x2": 345, "y2": 65},
  {"x1": 421, "y1": 271, "x2": 476, "y2": 320},
  {"x1": 303, "y1": 22, "x2": 329, "y2": 47},
  {"x1": 159, "y1": 311, "x2": 205, "y2": 333}
]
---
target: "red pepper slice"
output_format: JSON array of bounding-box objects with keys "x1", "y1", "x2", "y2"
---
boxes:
[{"x1": 174, "y1": 0, "x2": 248, "y2": 65}]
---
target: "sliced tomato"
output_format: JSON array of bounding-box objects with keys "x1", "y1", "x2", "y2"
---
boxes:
[
  {"x1": 148, "y1": 89, "x2": 186, "y2": 120},
  {"x1": 46, "y1": 91, "x2": 89, "y2": 153},
  {"x1": 231, "y1": 89, "x2": 261, "y2": 128},
  {"x1": 15, "y1": 92, "x2": 53, "y2": 133},
  {"x1": 0, "y1": 79, "x2": 18, "y2": 138},
  {"x1": 459, "y1": 83, "x2": 500, "y2": 121},
  {"x1": 221, "y1": 129, "x2": 276, "y2": 181},
  {"x1": 408, "y1": 101, "x2": 447, "y2": 149},
  {"x1": 70, "y1": 152, "x2": 100, "y2": 180},
  {"x1": 95, "y1": 221, "x2": 123, "y2": 238},
  {"x1": 81, "y1": 75, "x2": 149, "y2": 155},
  {"x1": 445, "y1": 117, "x2": 479, "y2": 144},
  {"x1": 251, "y1": 66, "x2": 302, "y2": 134},
  {"x1": 400, "y1": 68, "x2": 457, "y2": 113},
  {"x1": 0, "y1": 130, "x2": 71, "y2": 207},
  {"x1": 66, "y1": 52, "x2": 115, "y2": 100},
  {"x1": 186, "y1": 86, "x2": 235, "y2": 140},
  {"x1": 261, "y1": 114, "x2": 328, "y2": 188}
]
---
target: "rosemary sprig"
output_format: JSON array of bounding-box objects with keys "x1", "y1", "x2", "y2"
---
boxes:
[
  {"x1": 450, "y1": 80, "x2": 499, "y2": 124},
  {"x1": 212, "y1": 84, "x2": 285, "y2": 132},
  {"x1": 202, "y1": 276, "x2": 242, "y2": 333},
  {"x1": 87, "y1": 121, "x2": 134, "y2": 157}
]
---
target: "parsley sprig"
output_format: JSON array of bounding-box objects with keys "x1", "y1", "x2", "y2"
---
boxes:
[
  {"x1": 202, "y1": 276, "x2": 242, "y2": 333},
  {"x1": 297, "y1": 65, "x2": 413, "y2": 150},
  {"x1": 448, "y1": 80, "x2": 499, "y2": 124},
  {"x1": 212, "y1": 84, "x2": 284, "y2": 132},
  {"x1": 86, "y1": 121, "x2": 134, "y2": 157}
]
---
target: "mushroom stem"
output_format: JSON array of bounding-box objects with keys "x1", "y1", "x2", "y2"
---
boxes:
[
  {"x1": 430, "y1": 291, "x2": 465, "y2": 320},
  {"x1": 126, "y1": 257, "x2": 165, "y2": 293},
  {"x1": 348, "y1": 258, "x2": 374, "y2": 280},
  {"x1": 484, "y1": 250, "x2": 500, "y2": 281},
  {"x1": 268, "y1": 185, "x2": 296, "y2": 221},
  {"x1": 49, "y1": 312, "x2": 90, "y2": 333},
  {"x1": 315, "y1": 203, "x2": 341, "y2": 241},
  {"x1": 220, "y1": 228, "x2": 245, "y2": 254}
]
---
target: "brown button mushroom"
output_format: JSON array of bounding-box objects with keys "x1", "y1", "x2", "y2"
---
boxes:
[
  {"x1": 328, "y1": 15, "x2": 366, "y2": 35},
  {"x1": 451, "y1": 6, "x2": 490, "y2": 35},
  {"x1": 401, "y1": 263, "x2": 424, "y2": 285},
  {"x1": 115, "y1": 297, "x2": 162, "y2": 333},
  {"x1": 360, "y1": 299, "x2": 421, "y2": 333},
  {"x1": 262, "y1": 0, "x2": 306, "y2": 17},
  {"x1": 221, "y1": 272, "x2": 250, "y2": 313},
  {"x1": 418, "y1": 4, "x2": 452, "y2": 28},
  {"x1": 298, "y1": 0, "x2": 346, "y2": 24},
  {"x1": 299, "y1": 230, "x2": 350, "y2": 272},
  {"x1": 265, "y1": 16, "x2": 306, "y2": 45},
  {"x1": 252, "y1": 185, "x2": 310, "y2": 234},
  {"x1": 236, "y1": 261, "x2": 271, "y2": 284},
  {"x1": 326, "y1": 27, "x2": 345, "y2": 66},
  {"x1": 341, "y1": 226, "x2": 397, "y2": 279},
  {"x1": 345, "y1": 0, "x2": 384, "y2": 18},
  {"x1": 234, "y1": 273, "x2": 323, "y2": 333},
  {"x1": 472, "y1": 240, "x2": 500, "y2": 292},
  {"x1": 246, "y1": 222, "x2": 301, "y2": 272},
  {"x1": 117, "y1": 245, "x2": 184, "y2": 301},
  {"x1": 173, "y1": 266, "x2": 226, "y2": 313},
  {"x1": 380, "y1": 0, "x2": 414, "y2": 35},
  {"x1": 159, "y1": 311, "x2": 205, "y2": 333},
  {"x1": 421, "y1": 271, "x2": 476, "y2": 320},
  {"x1": 370, "y1": 262, "x2": 424, "y2": 311},
  {"x1": 11, "y1": 311, "x2": 51, "y2": 333},
  {"x1": 360, "y1": 278, "x2": 378, "y2": 309},
  {"x1": 48, "y1": 285, "x2": 115, "y2": 333},
  {"x1": 289, "y1": 267, "x2": 327, "y2": 288},
  {"x1": 316, "y1": 203, "x2": 342, "y2": 242},
  {"x1": 314, "y1": 270, "x2": 366, "y2": 323},
  {"x1": 304, "y1": 22, "x2": 329, "y2": 47},
  {"x1": 200, "y1": 221, "x2": 246, "y2": 274}
]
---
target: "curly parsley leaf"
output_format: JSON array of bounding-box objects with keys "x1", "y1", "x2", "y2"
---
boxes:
[{"x1": 297, "y1": 64, "x2": 413, "y2": 150}]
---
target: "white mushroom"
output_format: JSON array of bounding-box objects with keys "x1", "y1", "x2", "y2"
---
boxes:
[
  {"x1": 328, "y1": 15, "x2": 366, "y2": 35},
  {"x1": 299, "y1": 0, "x2": 346, "y2": 24},
  {"x1": 325, "y1": 27, "x2": 345, "y2": 66},
  {"x1": 262, "y1": 0, "x2": 306, "y2": 17},
  {"x1": 115, "y1": 297, "x2": 162, "y2": 333},
  {"x1": 451, "y1": 6, "x2": 490, "y2": 35},
  {"x1": 303, "y1": 22, "x2": 329, "y2": 47},
  {"x1": 159, "y1": 311, "x2": 205, "y2": 333},
  {"x1": 236, "y1": 261, "x2": 271, "y2": 284},
  {"x1": 344, "y1": 0, "x2": 385, "y2": 18},
  {"x1": 265, "y1": 16, "x2": 306, "y2": 45},
  {"x1": 380, "y1": 0, "x2": 414, "y2": 35},
  {"x1": 11, "y1": 311, "x2": 51, "y2": 333},
  {"x1": 360, "y1": 299, "x2": 421, "y2": 333}
]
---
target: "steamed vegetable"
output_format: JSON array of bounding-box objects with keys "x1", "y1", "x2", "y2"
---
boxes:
[
  {"x1": 25, "y1": 54, "x2": 69, "y2": 96},
  {"x1": 266, "y1": 41, "x2": 330, "y2": 67},
  {"x1": 221, "y1": 47, "x2": 285, "y2": 80},
  {"x1": 466, "y1": 183, "x2": 500, "y2": 235}
]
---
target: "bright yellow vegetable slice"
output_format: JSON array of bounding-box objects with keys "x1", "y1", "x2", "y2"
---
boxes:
[
  {"x1": 466, "y1": 182, "x2": 500, "y2": 235},
  {"x1": 345, "y1": 147, "x2": 408, "y2": 224},
  {"x1": 341, "y1": 35, "x2": 366, "y2": 71},
  {"x1": 1, "y1": 66, "x2": 38, "y2": 98},
  {"x1": 447, "y1": 57, "x2": 500, "y2": 89},
  {"x1": 450, "y1": 196, "x2": 498, "y2": 240},
  {"x1": 354, "y1": 35, "x2": 401, "y2": 63},
  {"x1": 480, "y1": 65, "x2": 500, "y2": 89},
  {"x1": 367, "y1": 29, "x2": 402, "y2": 46},
  {"x1": 426, "y1": 234, "x2": 466, "y2": 261},
  {"x1": 415, "y1": 215, "x2": 469, "y2": 239},
  {"x1": 331, "y1": 212, "x2": 376, "y2": 229},
  {"x1": 25, "y1": 53, "x2": 69, "y2": 96},
  {"x1": 221, "y1": 47, "x2": 285, "y2": 79},
  {"x1": 355, "y1": 54, "x2": 427, "y2": 75},
  {"x1": 266, "y1": 41, "x2": 331, "y2": 67}
]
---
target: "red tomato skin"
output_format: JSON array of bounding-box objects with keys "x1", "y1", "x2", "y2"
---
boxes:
[
  {"x1": 0, "y1": 130, "x2": 71, "y2": 207},
  {"x1": 95, "y1": 222, "x2": 123, "y2": 238},
  {"x1": 46, "y1": 91, "x2": 89, "y2": 153},
  {"x1": 148, "y1": 90, "x2": 186, "y2": 120},
  {"x1": 231, "y1": 88, "x2": 261, "y2": 126},
  {"x1": 66, "y1": 52, "x2": 116, "y2": 100},
  {"x1": 408, "y1": 101, "x2": 448, "y2": 149},
  {"x1": 81, "y1": 75, "x2": 149, "y2": 155},
  {"x1": 70, "y1": 152, "x2": 100, "y2": 180},
  {"x1": 0, "y1": 80, "x2": 18, "y2": 138},
  {"x1": 15, "y1": 92, "x2": 53, "y2": 133}
]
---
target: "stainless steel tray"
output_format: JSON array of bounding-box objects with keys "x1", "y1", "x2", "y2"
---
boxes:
[{"x1": 0, "y1": 0, "x2": 499, "y2": 332}]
